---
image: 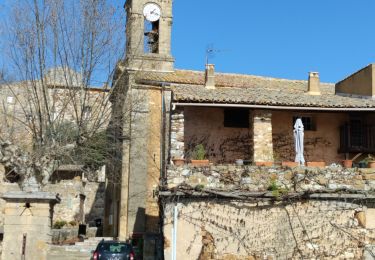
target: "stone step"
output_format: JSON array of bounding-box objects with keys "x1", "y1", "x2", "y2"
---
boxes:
[
  {"x1": 74, "y1": 241, "x2": 100, "y2": 246},
  {"x1": 47, "y1": 237, "x2": 116, "y2": 259},
  {"x1": 87, "y1": 236, "x2": 114, "y2": 240},
  {"x1": 47, "y1": 246, "x2": 92, "y2": 260}
]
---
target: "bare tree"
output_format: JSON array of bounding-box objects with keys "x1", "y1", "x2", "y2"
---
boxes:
[{"x1": 0, "y1": 0, "x2": 125, "y2": 189}]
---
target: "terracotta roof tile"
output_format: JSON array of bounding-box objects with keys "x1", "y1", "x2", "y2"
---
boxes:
[{"x1": 135, "y1": 69, "x2": 375, "y2": 109}]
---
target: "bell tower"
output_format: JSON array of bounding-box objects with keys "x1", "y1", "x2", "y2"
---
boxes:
[{"x1": 124, "y1": 0, "x2": 174, "y2": 71}]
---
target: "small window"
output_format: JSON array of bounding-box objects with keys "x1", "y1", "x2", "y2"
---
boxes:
[
  {"x1": 7, "y1": 96, "x2": 14, "y2": 104},
  {"x1": 293, "y1": 116, "x2": 316, "y2": 131},
  {"x1": 52, "y1": 112, "x2": 59, "y2": 121},
  {"x1": 83, "y1": 106, "x2": 92, "y2": 119},
  {"x1": 25, "y1": 114, "x2": 33, "y2": 122},
  {"x1": 224, "y1": 109, "x2": 249, "y2": 128},
  {"x1": 5, "y1": 167, "x2": 20, "y2": 183}
]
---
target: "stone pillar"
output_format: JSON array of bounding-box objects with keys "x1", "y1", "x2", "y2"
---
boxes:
[
  {"x1": 1, "y1": 191, "x2": 60, "y2": 260},
  {"x1": 252, "y1": 110, "x2": 274, "y2": 163},
  {"x1": 170, "y1": 109, "x2": 185, "y2": 160}
]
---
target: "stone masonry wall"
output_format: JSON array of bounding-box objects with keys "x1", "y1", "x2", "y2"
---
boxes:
[
  {"x1": 163, "y1": 199, "x2": 375, "y2": 260},
  {"x1": 167, "y1": 164, "x2": 375, "y2": 193},
  {"x1": 165, "y1": 165, "x2": 375, "y2": 259},
  {"x1": 170, "y1": 109, "x2": 185, "y2": 160},
  {"x1": 43, "y1": 180, "x2": 105, "y2": 225},
  {"x1": 253, "y1": 111, "x2": 273, "y2": 162},
  {"x1": 0, "y1": 179, "x2": 105, "y2": 234}
]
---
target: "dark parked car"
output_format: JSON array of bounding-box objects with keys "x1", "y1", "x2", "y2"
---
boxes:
[{"x1": 92, "y1": 240, "x2": 135, "y2": 260}]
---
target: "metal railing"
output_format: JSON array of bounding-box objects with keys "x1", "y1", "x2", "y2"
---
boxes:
[{"x1": 340, "y1": 123, "x2": 375, "y2": 153}]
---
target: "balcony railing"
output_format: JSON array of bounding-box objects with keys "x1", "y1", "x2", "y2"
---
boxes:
[{"x1": 339, "y1": 123, "x2": 375, "y2": 153}]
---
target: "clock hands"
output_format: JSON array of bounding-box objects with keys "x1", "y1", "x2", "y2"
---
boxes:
[
  {"x1": 143, "y1": 4, "x2": 161, "y2": 21},
  {"x1": 150, "y1": 9, "x2": 160, "y2": 16}
]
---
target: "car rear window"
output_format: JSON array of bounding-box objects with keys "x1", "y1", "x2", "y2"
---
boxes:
[{"x1": 99, "y1": 243, "x2": 131, "y2": 253}]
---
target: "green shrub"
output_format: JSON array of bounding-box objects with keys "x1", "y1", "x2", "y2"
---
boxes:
[
  {"x1": 194, "y1": 184, "x2": 205, "y2": 191},
  {"x1": 192, "y1": 144, "x2": 206, "y2": 160},
  {"x1": 267, "y1": 180, "x2": 278, "y2": 191},
  {"x1": 53, "y1": 220, "x2": 67, "y2": 229},
  {"x1": 69, "y1": 220, "x2": 78, "y2": 226},
  {"x1": 267, "y1": 180, "x2": 289, "y2": 198}
]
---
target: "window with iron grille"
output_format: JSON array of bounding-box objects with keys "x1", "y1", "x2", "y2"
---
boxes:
[
  {"x1": 292, "y1": 116, "x2": 316, "y2": 131},
  {"x1": 224, "y1": 109, "x2": 249, "y2": 128}
]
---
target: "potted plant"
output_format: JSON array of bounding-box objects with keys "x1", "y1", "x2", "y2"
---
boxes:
[
  {"x1": 172, "y1": 157, "x2": 185, "y2": 166},
  {"x1": 306, "y1": 161, "x2": 326, "y2": 168},
  {"x1": 365, "y1": 154, "x2": 375, "y2": 168},
  {"x1": 342, "y1": 153, "x2": 353, "y2": 168},
  {"x1": 342, "y1": 159, "x2": 353, "y2": 168},
  {"x1": 255, "y1": 161, "x2": 273, "y2": 167},
  {"x1": 281, "y1": 161, "x2": 299, "y2": 167},
  {"x1": 191, "y1": 144, "x2": 209, "y2": 166}
]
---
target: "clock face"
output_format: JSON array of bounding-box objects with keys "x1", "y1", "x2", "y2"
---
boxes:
[{"x1": 143, "y1": 3, "x2": 161, "y2": 22}]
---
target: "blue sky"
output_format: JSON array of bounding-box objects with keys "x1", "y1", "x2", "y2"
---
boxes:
[
  {"x1": 171, "y1": 0, "x2": 375, "y2": 83},
  {"x1": 1, "y1": 1, "x2": 375, "y2": 83}
]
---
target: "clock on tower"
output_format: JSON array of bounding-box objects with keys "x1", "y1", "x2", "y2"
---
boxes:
[{"x1": 124, "y1": 0, "x2": 174, "y2": 72}]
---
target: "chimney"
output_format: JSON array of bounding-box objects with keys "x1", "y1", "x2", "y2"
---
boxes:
[
  {"x1": 308, "y1": 72, "x2": 321, "y2": 95},
  {"x1": 205, "y1": 64, "x2": 215, "y2": 89}
]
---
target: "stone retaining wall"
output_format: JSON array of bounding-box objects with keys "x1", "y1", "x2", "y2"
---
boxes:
[
  {"x1": 163, "y1": 199, "x2": 375, "y2": 260},
  {"x1": 164, "y1": 165, "x2": 375, "y2": 259},
  {"x1": 167, "y1": 165, "x2": 375, "y2": 193},
  {"x1": 51, "y1": 227, "x2": 98, "y2": 244}
]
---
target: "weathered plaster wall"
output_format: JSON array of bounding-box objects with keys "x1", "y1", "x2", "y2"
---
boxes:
[
  {"x1": 272, "y1": 111, "x2": 348, "y2": 164},
  {"x1": 182, "y1": 108, "x2": 350, "y2": 165},
  {"x1": 335, "y1": 64, "x2": 375, "y2": 97},
  {"x1": 2, "y1": 199, "x2": 55, "y2": 260},
  {"x1": 146, "y1": 89, "x2": 163, "y2": 233},
  {"x1": 0, "y1": 184, "x2": 19, "y2": 258},
  {"x1": 163, "y1": 199, "x2": 375, "y2": 260},
  {"x1": 184, "y1": 107, "x2": 252, "y2": 164}
]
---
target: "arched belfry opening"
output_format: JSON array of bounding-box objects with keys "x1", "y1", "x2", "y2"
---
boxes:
[
  {"x1": 124, "y1": 0, "x2": 174, "y2": 71},
  {"x1": 144, "y1": 20, "x2": 159, "y2": 54}
]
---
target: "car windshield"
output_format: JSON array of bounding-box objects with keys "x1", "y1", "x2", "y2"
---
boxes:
[{"x1": 99, "y1": 243, "x2": 131, "y2": 253}]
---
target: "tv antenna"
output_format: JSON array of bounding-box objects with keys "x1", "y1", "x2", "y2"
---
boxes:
[{"x1": 205, "y1": 44, "x2": 230, "y2": 65}]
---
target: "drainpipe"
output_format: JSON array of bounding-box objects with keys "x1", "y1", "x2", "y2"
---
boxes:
[{"x1": 172, "y1": 204, "x2": 178, "y2": 260}]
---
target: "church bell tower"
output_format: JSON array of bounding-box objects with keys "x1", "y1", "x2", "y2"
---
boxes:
[{"x1": 124, "y1": 0, "x2": 174, "y2": 71}]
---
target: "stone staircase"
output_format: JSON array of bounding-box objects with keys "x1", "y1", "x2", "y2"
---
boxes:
[{"x1": 47, "y1": 237, "x2": 113, "y2": 260}]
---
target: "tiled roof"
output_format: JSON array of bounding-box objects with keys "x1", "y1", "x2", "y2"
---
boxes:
[{"x1": 135, "y1": 69, "x2": 375, "y2": 109}]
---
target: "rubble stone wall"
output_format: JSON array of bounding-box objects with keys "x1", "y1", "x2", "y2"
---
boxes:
[
  {"x1": 43, "y1": 180, "x2": 105, "y2": 225},
  {"x1": 170, "y1": 109, "x2": 185, "y2": 160},
  {"x1": 163, "y1": 199, "x2": 375, "y2": 260},
  {"x1": 167, "y1": 164, "x2": 375, "y2": 192},
  {"x1": 0, "y1": 178, "x2": 105, "y2": 231},
  {"x1": 253, "y1": 111, "x2": 273, "y2": 162}
]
